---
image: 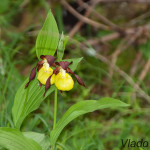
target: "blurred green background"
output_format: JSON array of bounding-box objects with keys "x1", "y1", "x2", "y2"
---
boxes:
[{"x1": 0, "y1": 0, "x2": 150, "y2": 149}]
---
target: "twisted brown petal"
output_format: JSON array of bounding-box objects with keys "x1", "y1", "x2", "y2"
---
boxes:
[
  {"x1": 53, "y1": 67, "x2": 60, "y2": 75},
  {"x1": 55, "y1": 61, "x2": 72, "y2": 70},
  {"x1": 67, "y1": 67, "x2": 74, "y2": 74},
  {"x1": 67, "y1": 67, "x2": 85, "y2": 87},
  {"x1": 43, "y1": 76, "x2": 51, "y2": 97},
  {"x1": 37, "y1": 64, "x2": 43, "y2": 71},
  {"x1": 74, "y1": 74, "x2": 85, "y2": 87},
  {"x1": 37, "y1": 60, "x2": 44, "y2": 66},
  {"x1": 25, "y1": 67, "x2": 36, "y2": 88}
]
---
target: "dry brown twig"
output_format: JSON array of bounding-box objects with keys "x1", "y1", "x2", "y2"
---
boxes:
[
  {"x1": 61, "y1": 0, "x2": 110, "y2": 30},
  {"x1": 130, "y1": 52, "x2": 143, "y2": 76},
  {"x1": 87, "y1": 33, "x2": 121, "y2": 45},
  {"x1": 68, "y1": 0, "x2": 97, "y2": 38},
  {"x1": 79, "y1": 0, "x2": 121, "y2": 31},
  {"x1": 139, "y1": 59, "x2": 150, "y2": 81},
  {"x1": 64, "y1": 0, "x2": 122, "y2": 38},
  {"x1": 86, "y1": 23, "x2": 150, "y2": 45},
  {"x1": 126, "y1": 10, "x2": 150, "y2": 26},
  {"x1": 109, "y1": 39, "x2": 127, "y2": 76}
]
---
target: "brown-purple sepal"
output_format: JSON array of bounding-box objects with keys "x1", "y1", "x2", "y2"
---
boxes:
[
  {"x1": 25, "y1": 67, "x2": 36, "y2": 88},
  {"x1": 74, "y1": 74, "x2": 85, "y2": 87},
  {"x1": 40, "y1": 55, "x2": 56, "y2": 66},
  {"x1": 45, "y1": 55, "x2": 56, "y2": 66},
  {"x1": 55, "y1": 61, "x2": 72, "y2": 70},
  {"x1": 43, "y1": 76, "x2": 51, "y2": 97}
]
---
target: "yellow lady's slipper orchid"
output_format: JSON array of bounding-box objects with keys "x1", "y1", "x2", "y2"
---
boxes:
[
  {"x1": 25, "y1": 55, "x2": 56, "y2": 96},
  {"x1": 37, "y1": 60, "x2": 55, "y2": 85},
  {"x1": 53, "y1": 61, "x2": 85, "y2": 92},
  {"x1": 55, "y1": 68, "x2": 74, "y2": 91}
]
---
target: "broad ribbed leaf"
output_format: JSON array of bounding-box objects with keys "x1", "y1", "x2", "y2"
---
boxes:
[
  {"x1": 23, "y1": 132, "x2": 50, "y2": 150},
  {"x1": 50, "y1": 97, "x2": 129, "y2": 146},
  {"x1": 12, "y1": 78, "x2": 55, "y2": 129},
  {"x1": 36, "y1": 11, "x2": 59, "y2": 59},
  {"x1": 57, "y1": 32, "x2": 68, "y2": 61},
  {"x1": 12, "y1": 58, "x2": 82, "y2": 129},
  {"x1": 0, "y1": 127, "x2": 42, "y2": 150}
]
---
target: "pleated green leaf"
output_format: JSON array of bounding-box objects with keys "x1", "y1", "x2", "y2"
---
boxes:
[
  {"x1": 36, "y1": 10, "x2": 59, "y2": 59},
  {"x1": 12, "y1": 78, "x2": 55, "y2": 129},
  {"x1": 0, "y1": 127, "x2": 42, "y2": 150},
  {"x1": 12, "y1": 57, "x2": 83, "y2": 129},
  {"x1": 57, "y1": 32, "x2": 68, "y2": 61},
  {"x1": 23, "y1": 132, "x2": 50, "y2": 150},
  {"x1": 50, "y1": 97, "x2": 129, "y2": 146}
]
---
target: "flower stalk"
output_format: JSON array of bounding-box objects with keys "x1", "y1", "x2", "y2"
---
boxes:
[
  {"x1": 53, "y1": 88, "x2": 57, "y2": 130},
  {"x1": 51, "y1": 88, "x2": 58, "y2": 150}
]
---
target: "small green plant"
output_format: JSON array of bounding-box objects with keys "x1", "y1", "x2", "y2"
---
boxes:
[{"x1": 0, "y1": 10, "x2": 129, "y2": 150}]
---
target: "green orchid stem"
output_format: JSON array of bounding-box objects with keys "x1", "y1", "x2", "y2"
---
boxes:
[
  {"x1": 52, "y1": 88, "x2": 58, "y2": 150},
  {"x1": 53, "y1": 88, "x2": 58, "y2": 130}
]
